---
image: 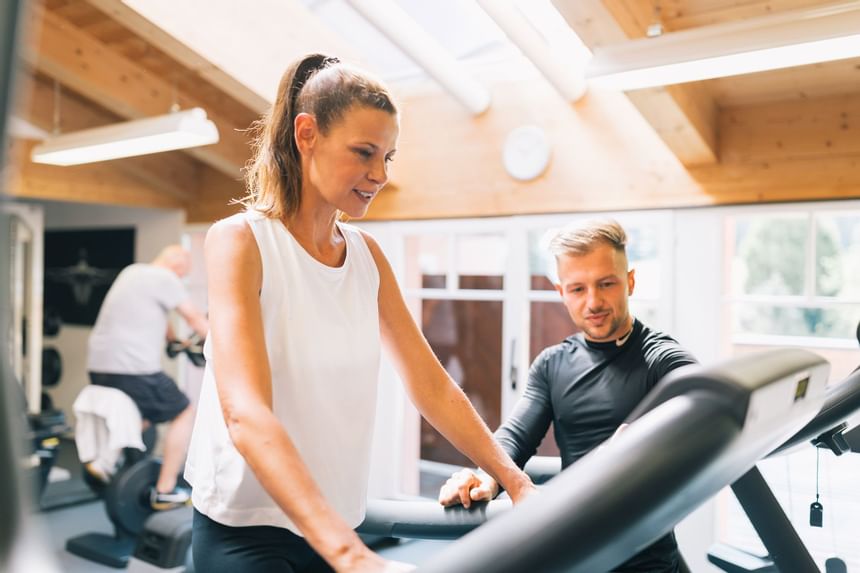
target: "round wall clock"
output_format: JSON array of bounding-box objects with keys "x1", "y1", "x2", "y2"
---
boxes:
[{"x1": 502, "y1": 125, "x2": 551, "y2": 182}]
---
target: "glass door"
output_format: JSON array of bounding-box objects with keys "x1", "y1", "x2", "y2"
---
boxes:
[
  {"x1": 360, "y1": 210, "x2": 675, "y2": 468},
  {"x1": 403, "y1": 229, "x2": 509, "y2": 466}
]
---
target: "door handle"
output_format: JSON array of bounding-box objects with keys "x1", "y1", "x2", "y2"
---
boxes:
[{"x1": 509, "y1": 339, "x2": 518, "y2": 391}]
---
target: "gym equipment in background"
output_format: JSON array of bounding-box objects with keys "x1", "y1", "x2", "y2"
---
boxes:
[
  {"x1": 65, "y1": 426, "x2": 180, "y2": 568},
  {"x1": 3, "y1": 204, "x2": 45, "y2": 418},
  {"x1": 166, "y1": 335, "x2": 206, "y2": 368}
]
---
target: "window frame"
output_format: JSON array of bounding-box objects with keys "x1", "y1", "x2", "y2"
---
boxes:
[
  {"x1": 360, "y1": 209, "x2": 676, "y2": 418},
  {"x1": 723, "y1": 203, "x2": 860, "y2": 345}
]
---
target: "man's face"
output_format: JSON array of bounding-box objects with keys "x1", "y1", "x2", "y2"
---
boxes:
[{"x1": 554, "y1": 243, "x2": 635, "y2": 342}]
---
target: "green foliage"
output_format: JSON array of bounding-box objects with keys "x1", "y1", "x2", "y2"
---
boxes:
[
  {"x1": 815, "y1": 219, "x2": 842, "y2": 297},
  {"x1": 740, "y1": 218, "x2": 806, "y2": 296},
  {"x1": 736, "y1": 216, "x2": 847, "y2": 337}
]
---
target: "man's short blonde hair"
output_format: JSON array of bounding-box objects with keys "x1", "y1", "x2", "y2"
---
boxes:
[
  {"x1": 548, "y1": 218, "x2": 627, "y2": 258},
  {"x1": 153, "y1": 244, "x2": 191, "y2": 276}
]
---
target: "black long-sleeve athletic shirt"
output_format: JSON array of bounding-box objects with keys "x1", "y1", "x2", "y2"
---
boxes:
[{"x1": 495, "y1": 318, "x2": 697, "y2": 573}]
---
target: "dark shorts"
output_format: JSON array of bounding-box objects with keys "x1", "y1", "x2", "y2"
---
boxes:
[
  {"x1": 613, "y1": 532, "x2": 680, "y2": 573},
  {"x1": 89, "y1": 371, "x2": 190, "y2": 424},
  {"x1": 192, "y1": 509, "x2": 334, "y2": 573}
]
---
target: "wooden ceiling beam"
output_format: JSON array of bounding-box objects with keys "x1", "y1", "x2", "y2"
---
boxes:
[
  {"x1": 107, "y1": 0, "x2": 362, "y2": 105},
  {"x1": 664, "y1": 0, "x2": 832, "y2": 31},
  {"x1": 553, "y1": 0, "x2": 719, "y2": 166},
  {"x1": 83, "y1": 0, "x2": 270, "y2": 113},
  {"x1": 720, "y1": 92, "x2": 860, "y2": 163},
  {"x1": 23, "y1": 5, "x2": 250, "y2": 177}
]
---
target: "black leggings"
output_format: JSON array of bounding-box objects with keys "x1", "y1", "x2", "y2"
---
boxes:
[{"x1": 192, "y1": 509, "x2": 335, "y2": 573}]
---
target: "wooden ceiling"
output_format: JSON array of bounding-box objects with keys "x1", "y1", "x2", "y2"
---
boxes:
[{"x1": 7, "y1": 0, "x2": 860, "y2": 221}]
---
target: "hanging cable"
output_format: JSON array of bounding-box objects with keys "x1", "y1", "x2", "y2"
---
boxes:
[
  {"x1": 51, "y1": 80, "x2": 61, "y2": 135},
  {"x1": 647, "y1": 1, "x2": 664, "y2": 37},
  {"x1": 170, "y1": 76, "x2": 180, "y2": 113}
]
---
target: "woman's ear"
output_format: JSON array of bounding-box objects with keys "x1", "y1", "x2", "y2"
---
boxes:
[{"x1": 293, "y1": 112, "x2": 317, "y2": 156}]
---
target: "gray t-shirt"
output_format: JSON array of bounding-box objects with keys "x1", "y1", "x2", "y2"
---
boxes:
[{"x1": 87, "y1": 263, "x2": 188, "y2": 374}]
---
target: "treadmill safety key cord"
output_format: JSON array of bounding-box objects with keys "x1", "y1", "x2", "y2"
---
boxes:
[{"x1": 810, "y1": 447, "x2": 823, "y2": 528}]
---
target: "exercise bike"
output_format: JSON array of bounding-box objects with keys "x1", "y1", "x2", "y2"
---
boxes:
[
  {"x1": 67, "y1": 423, "x2": 171, "y2": 568},
  {"x1": 67, "y1": 392, "x2": 189, "y2": 569}
]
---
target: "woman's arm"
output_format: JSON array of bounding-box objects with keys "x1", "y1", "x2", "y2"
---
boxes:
[
  {"x1": 205, "y1": 218, "x2": 390, "y2": 572},
  {"x1": 439, "y1": 356, "x2": 556, "y2": 506},
  {"x1": 361, "y1": 232, "x2": 535, "y2": 505}
]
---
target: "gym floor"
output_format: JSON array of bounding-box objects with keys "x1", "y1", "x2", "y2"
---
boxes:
[
  {"x1": 37, "y1": 439, "x2": 453, "y2": 572},
  {"x1": 40, "y1": 498, "x2": 451, "y2": 572}
]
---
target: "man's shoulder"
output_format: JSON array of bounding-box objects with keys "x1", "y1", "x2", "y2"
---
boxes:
[
  {"x1": 533, "y1": 337, "x2": 577, "y2": 366},
  {"x1": 114, "y1": 263, "x2": 156, "y2": 283},
  {"x1": 123, "y1": 262, "x2": 163, "y2": 275},
  {"x1": 125, "y1": 263, "x2": 184, "y2": 293},
  {"x1": 637, "y1": 322, "x2": 697, "y2": 365},
  {"x1": 638, "y1": 323, "x2": 683, "y2": 347},
  {"x1": 139, "y1": 263, "x2": 180, "y2": 281}
]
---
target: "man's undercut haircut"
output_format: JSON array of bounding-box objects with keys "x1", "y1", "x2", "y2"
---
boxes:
[{"x1": 548, "y1": 218, "x2": 628, "y2": 258}]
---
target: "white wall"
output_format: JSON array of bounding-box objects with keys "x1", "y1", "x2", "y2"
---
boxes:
[
  {"x1": 39, "y1": 201, "x2": 185, "y2": 426},
  {"x1": 361, "y1": 223, "x2": 421, "y2": 498},
  {"x1": 672, "y1": 208, "x2": 725, "y2": 572}
]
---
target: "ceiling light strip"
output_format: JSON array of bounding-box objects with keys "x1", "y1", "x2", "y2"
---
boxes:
[
  {"x1": 30, "y1": 108, "x2": 219, "y2": 166},
  {"x1": 587, "y1": 2, "x2": 860, "y2": 91}
]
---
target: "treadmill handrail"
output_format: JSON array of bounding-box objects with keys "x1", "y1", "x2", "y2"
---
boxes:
[
  {"x1": 357, "y1": 498, "x2": 512, "y2": 540},
  {"x1": 503, "y1": 365, "x2": 860, "y2": 480},
  {"x1": 417, "y1": 349, "x2": 828, "y2": 573},
  {"x1": 419, "y1": 395, "x2": 737, "y2": 573}
]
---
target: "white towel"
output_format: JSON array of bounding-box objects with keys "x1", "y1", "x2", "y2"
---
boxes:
[{"x1": 73, "y1": 385, "x2": 146, "y2": 465}]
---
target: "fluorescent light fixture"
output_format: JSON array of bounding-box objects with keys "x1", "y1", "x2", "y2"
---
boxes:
[
  {"x1": 345, "y1": 0, "x2": 491, "y2": 115},
  {"x1": 587, "y1": 2, "x2": 860, "y2": 91},
  {"x1": 30, "y1": 107, "x2": 219, "y2": 166},
  {"x1": 478, "y1": 0, "x2": 587, "y2": 102}
]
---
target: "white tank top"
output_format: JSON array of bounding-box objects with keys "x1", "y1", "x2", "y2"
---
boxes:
[{"x1": 185, "y1": 212, "x2": 381, "y2": 533}]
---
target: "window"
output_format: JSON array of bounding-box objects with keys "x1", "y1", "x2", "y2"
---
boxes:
[
  {"x1": 718, "y1": 450, "x2": 860, "y2": 570},
  {"x1": 455, "y1": 234, "x2": 506, "y2": 290},
  {"x1": 719, "y1": 206, "x2": 860, "y2": 570},
  {"x1": 404, "y1": 230, "x2": 507, "y2": 467},
  {"x1": 726, "y1": 211, "x2": 860, "y2": 346},
  {"x1": 405, "y1": 234, "x2": 448, "y2": 289}
]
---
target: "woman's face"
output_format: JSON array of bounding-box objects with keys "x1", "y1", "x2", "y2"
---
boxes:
[{"x1": 299, "y1": 105, "x2": 399, "y2": 219}]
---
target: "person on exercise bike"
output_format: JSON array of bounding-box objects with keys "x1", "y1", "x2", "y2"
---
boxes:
[{"x1": 86, "y1": 244, "x2": 208, "y2": 510}]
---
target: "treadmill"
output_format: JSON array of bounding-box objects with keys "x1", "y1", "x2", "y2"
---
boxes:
[
  {"x1": 132, "y1": 348, "x2": 853, "y2": 572},
  {"x1": 364, "y1": 348, "x2": 834, "y2": 573}
]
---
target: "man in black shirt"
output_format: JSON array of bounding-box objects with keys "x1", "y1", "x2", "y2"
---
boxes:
[{"x1": 439, "y1": 218, "x2": 697, "y2": 573}]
